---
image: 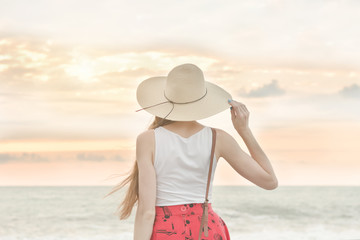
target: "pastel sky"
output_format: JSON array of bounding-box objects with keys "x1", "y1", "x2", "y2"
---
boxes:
[{"x1": 0, "y1": 0, "x2": 359, "y2": 186}]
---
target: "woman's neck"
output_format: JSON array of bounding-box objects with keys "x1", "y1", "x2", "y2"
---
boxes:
[{"x1": 164, "y1": 120, "x2": 204, "y2": 130}]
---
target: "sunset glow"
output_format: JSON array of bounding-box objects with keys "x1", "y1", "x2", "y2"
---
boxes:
[{"x1": 1, "y1": 0, "x2": 359, "y2": 186}]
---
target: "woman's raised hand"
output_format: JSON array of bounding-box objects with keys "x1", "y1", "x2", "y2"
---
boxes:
[{"x1": 228, "y1": 99, "x2": 250, "y2": 133}]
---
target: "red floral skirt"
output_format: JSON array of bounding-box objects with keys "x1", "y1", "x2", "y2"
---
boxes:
[{"x1": 150, "y1": 203, "x2": 230, "y2": 240}]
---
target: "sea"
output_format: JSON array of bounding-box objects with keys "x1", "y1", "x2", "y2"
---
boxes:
[{"x1": 0, "y1": 186, "x2": 359, "y2": 240}]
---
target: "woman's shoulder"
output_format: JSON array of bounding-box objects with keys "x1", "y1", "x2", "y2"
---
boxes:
[
  {"x1": 136, "y1": 129, "x2": 155, "y2": 144},
  {"x1": 211, "y1": 127, "x2": 238, "y2": 151},
  {"x1": 210, "y1": 127, "x2": 232, "y2": 139},
  {"x1": 207, "y1": 127, "x2": 236, "y2": 160}
]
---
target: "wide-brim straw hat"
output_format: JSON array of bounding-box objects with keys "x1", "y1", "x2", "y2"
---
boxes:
[{"x1": 136, "y1": 63, "x2": 232, "y2": 121}]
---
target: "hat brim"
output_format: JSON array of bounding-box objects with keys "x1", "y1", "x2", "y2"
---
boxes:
[{"x1": 136, "y1": 76, "x2": 232, "y2": 121}]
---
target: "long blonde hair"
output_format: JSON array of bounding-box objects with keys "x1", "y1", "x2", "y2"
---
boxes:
[{"x1": 104, "y1": 116, "x2": 175, "y2": 219}]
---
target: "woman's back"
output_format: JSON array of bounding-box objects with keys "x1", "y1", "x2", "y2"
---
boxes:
[
  {"x1": 107, "y1": 63, "x2": 278, "y2": 240},
  {"x1": 154, "y1": 125, "x2": 217, "y2": 206}
]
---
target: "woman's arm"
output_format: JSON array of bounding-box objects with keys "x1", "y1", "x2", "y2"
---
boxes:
[
  {"x1": 134, "y1": 130, "x2": 156, "y2": 239},
  {"x1": 217, "y1": 100, "x2": 278, "y2": 190}
]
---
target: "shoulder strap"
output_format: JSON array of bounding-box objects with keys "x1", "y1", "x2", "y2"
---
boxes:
[
  {"x1": 199, "y1": 127, "x2": 216, "y2": 239},
  {"x1": 205, "y1": 127, "x2": 216, "y2": 201}
]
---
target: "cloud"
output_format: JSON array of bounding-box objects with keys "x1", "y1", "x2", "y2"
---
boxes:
[
  {"x1": 0, "y1": 150, "x2": 129, "y2": 164},
  {"x1": 0, "y1": 36, "x2": 220, "y2": 93},
  {"x1": 0, "y1": 36, "x2": 228, "y2": 141},
  {"x1": 114, "y1": 154, "x2": 125, "y2": 162},
  {"x1": 0, "y1": 152, "x2": 48, "y2": 163},
  {"x1": 2, "y1": 0, "x2": 360, "y2": 72},
  {"x1": 0, "y1": 154, "x2": 13, "y2": 163},
  {"x1": 339, "y1": 84, "x2": 360, "y2": 98},
  {"x1": 76, "y1": 152, "x2": 106, "y2": 161},
  {"x1": 2, "y1": 34, "x2": 359, "y2": 143},
  {"x1": 75, "y1": 151, "x2": 128, "y2": 162},
  {"x1": 240, "y1": 79, "x2": 285, "y2": 98}
]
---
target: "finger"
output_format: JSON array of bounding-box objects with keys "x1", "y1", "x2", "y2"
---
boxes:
[
  {"x1": 238, "y1": 106, "x2": 249, "y2": 119},
  {"x1": 229, "y1": 100, "x2": 246, "y2": 109},
  {"x1": 230, "y1": 106, "x2": 236, "y2": 119},
  {"x1": 228, "y1": 99, "x2": 243, "y2": 105},
  {"x1": 229, "y1": 100, "x2": 248, "y2": 116},
  {"x1": 242, "y1": 104, "x2": 248, "y2": 111},
  {"x1": 240, "y1": 105, "x2": 248, "y2": 113},
  {"x1": 236, "y1": 109, "x2": 246, "y2": 119},
  {"x1": 233, "y1": 105, "x2": 242, "y2": 117},
  {"x1": 229, "y1": 100, "x2": 238, "y2": 107}
]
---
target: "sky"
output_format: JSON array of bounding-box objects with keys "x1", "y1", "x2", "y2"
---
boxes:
[{"x1": 0, "y1": 0, "x2": 359, "y2": 186}]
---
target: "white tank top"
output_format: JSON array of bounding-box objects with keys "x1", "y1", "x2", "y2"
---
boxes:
[{"x1": 154, "y1": 125, "x2": 217, "y2": 206}]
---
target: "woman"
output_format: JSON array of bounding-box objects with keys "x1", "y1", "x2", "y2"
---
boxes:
[{"x1": 106, "y1": 63, "x2": 278, "y2": 239}]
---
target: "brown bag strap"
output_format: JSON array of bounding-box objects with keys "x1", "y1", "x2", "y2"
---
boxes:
[
  {"x1": 205, "y1": 127, "x2": 216, "y2": 201},
  {"x1": 198, "y1": 127, "x2": 217, "y2": 240}
]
